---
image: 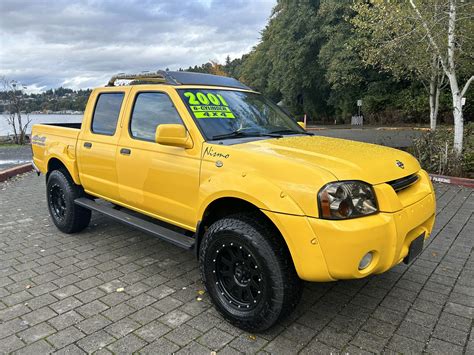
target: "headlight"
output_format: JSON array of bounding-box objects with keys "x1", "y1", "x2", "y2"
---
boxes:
[{"x1": 318, "y1": 181, "x2": 378, "y2": 219}]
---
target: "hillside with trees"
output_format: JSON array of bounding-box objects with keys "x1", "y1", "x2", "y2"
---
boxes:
[
  {"x1": 185, "y1": 0, "x2": 473, "y2": 176},
  {"x1": 190, "y1": 1, "x2": 472, "y2": 126},
  {"x1": 0, "y1": 87, "x2": 91, "y2": 114}
]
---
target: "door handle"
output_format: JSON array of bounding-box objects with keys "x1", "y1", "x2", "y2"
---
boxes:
[
  {"x1": 120, "y1": 148, "x2": 131, "y2": 155},
  {"x1": 84, "y1": 142, "x2": 92, "y2": 149}
]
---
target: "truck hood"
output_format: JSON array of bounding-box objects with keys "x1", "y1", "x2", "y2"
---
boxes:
[{"x1": 239, "y1": 135, "x2": 420, "y2": 185}]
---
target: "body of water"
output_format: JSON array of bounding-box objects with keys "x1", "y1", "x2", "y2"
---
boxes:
[{"x1": 0, "y1": 114, "x2": 83, "y2": 136}]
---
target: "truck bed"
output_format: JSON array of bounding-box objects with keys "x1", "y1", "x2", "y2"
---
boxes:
[
  {"x1": 31, "y1": 123, "x2": 82, "y2": 176},
  {"x1": 42, "y1": 122, "x2": 82, "y2": 129},
  {"x1": 32, "y1": 123, "x2": 81, "y2": 140}
]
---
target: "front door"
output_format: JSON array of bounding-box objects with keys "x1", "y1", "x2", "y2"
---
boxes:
[{"x1": 116, "y1": 89, "x2": 201, "y2": 231}]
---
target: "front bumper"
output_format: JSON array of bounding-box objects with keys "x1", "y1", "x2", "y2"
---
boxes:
[{"x1": 263, "y1": 187, "x2": 436, "y2": 282}]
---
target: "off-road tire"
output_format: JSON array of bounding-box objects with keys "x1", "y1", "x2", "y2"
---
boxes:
[
  {"x1": 199, "y1": 213, "x2": 302, "y2": 332},
  {"x1": 46, "y1": 169, "x2": 91, "y2": 234}
]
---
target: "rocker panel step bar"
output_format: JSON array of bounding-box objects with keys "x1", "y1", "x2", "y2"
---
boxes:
[{"x1": 75, "y1": 198, "x2": 194, "y2": 250}]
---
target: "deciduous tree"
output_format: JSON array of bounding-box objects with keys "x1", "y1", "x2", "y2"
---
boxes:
[
  {"x1": 351, "y1": 1, "x2": 448, "y2": 130},
  {"x1": 1, "y1": 77, "x2": 31, "y2": 145},
  {"x1": 409, "y1": 0, "x2": 473, "y2": 155},
  {"x1": 352, "y1": 0, "x2": 473, "y2": 154}
]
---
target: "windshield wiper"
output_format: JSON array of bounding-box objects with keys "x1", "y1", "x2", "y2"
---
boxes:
[
  {"x1": 270, "y1": 129, "x2": 313, "y2": 136},
  {"x1": 212, "y1": 131, "x2": 282, "y2": 140}
]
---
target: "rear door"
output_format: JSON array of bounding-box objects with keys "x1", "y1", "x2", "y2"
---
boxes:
[{"x1": 77, "y1": 88, "x2": 129, "y2": 201}]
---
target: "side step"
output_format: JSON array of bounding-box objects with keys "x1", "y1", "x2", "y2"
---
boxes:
[{"x1": 75, "y1": 198, "x2": 195, "y2": 250}]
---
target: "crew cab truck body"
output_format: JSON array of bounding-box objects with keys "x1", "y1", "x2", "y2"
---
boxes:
[{"x1": 32, "y1": 71, "x2": 436, "y2": 331}]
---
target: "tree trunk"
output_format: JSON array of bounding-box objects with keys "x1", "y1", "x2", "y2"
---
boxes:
[
  {"x1": 429, "y1": 54, "x2": 440, "y2": 130},
  {"x1": 446, "y1": 0, "x2": 463, "y2": 155},
  {"x1": 17, "y1": 112, "x2": 24, "y2": 145},
  {"x1": 429, "y1": 74, "x2": 437, "y2": 130},
  {"x1": 10, "y1": 114, "x2": 19, "y2": 144},
  {"x1": 450, "y1": 78, "x2": 463, "y2": 155},
  {"x1": 434, "y1": 84, "x2": 440, "y2": 129}
]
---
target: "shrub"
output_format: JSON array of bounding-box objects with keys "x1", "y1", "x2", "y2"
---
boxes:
[{"x1": 410, "y1": 123, "x2": 473, "y2": 178}]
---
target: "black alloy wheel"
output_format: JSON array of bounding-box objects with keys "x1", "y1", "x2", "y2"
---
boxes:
[
  {"x1": 49, "y1": 183, "x2": 67, "y2": 221},
  {"x1": 211, "y1": 240, "x2": 265, "y2": 311},
  {"x1": 46, "y1": 169, "x2": 91, "y2": 234},
  {"x1": 199, "y1": 213, "x2": 302, "y2": 332}
]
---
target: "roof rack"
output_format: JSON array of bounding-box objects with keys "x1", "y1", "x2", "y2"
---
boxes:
[
  {"x1": 106, "y1": 70, "x2": 251, "y2": 90},
  {"x1": 107, "y1": 72, "x2": 166, "y2": 86}
]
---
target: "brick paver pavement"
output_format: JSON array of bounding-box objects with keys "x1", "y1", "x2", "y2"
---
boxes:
[{"x1": 0, "y1": 172, "x2": 473, "y2": 354}]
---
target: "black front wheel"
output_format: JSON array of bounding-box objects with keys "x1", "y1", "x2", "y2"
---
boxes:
[
  {"x1": 199, "y1": 213, "x2": 302, "y2": 332},
  {"x1": 46, "y1": 170, "x2": 91, "y2": 234}
]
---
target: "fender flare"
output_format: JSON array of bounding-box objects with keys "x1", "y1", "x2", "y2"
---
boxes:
[
  {"x1": 46, "y1": 155, "x2": 81, "y2": 185},
  {"x1": 197, "y1": 172, "x2": 305, "y2": 219}
]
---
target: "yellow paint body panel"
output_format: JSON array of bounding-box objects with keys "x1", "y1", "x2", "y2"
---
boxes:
[
  {"x1": 31, "y1": 125, "x2": 81, "y2": 184},
  {"x1": 31, "y1": 84, "x2": 436, "y2": 282}
]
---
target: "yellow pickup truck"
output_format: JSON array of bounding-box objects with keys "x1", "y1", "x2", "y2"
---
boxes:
[{"x1": 31, "y1": 71, "x2": 435, "y2": 331}]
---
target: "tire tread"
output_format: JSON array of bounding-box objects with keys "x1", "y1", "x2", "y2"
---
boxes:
[
  {"x1": 199, "y1": 212, "x2": 302, "y2": 331},
  {"x1": 47, "y1": 169, "x2": 91, "y2": 234}
]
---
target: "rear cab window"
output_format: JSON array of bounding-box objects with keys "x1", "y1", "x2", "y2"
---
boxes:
[{"x1": 91, "y1": 93, "x2": 125, "y2": 135}]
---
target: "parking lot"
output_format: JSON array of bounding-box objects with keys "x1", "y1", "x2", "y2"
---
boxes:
[{"x1": 0, "y1": 172, "x2": 472, "y2": 354}]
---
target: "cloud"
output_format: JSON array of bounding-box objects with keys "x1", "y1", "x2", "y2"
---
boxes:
[{"x1": 0, "y1": 0, "x2": 275, "y2": 90}]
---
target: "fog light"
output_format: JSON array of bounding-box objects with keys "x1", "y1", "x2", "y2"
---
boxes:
[{"x1": 359, "y1": 252, "x2": 373, "y2": 270}]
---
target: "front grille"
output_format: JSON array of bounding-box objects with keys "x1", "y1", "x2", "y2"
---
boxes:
[{"x1": 387, "y1": 173, "x2": 419, "y2": 192}]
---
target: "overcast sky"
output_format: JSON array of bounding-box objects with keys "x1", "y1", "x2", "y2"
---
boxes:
[{"x1": 0, "y1": 0, "x2": 275, "y2": 92}]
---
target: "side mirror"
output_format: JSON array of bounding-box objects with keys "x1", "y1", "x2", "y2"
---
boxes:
[
  {"x1": 155, "y1": 124, "x2": 193, "y2": 149},
  {"x1": 297, "y1": 121, "x2": 306, "y2": 129}
]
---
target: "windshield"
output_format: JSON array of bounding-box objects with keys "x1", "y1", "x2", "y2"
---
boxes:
[{"x1": 177, "y1": 89, "x2": 305, "y2": 140}]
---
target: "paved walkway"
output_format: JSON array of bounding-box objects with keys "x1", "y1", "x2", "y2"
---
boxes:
[
  {"x1": 309, "y1": 127, "x2": 423, "y2": 148},
  {"x1": 0, "y1": 173, "x2": 472, "y2": 354}
]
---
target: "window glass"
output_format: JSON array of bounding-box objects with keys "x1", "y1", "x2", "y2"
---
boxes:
[
  {"x1": 91, "y1": 93, "x2": 124, "y2": 135},
  {"x1": 177, "y1": 89, "x2": 305, "y2": 140},
  {"x1": 130, "y1": 92, "x2": 182, "y2": 141}
]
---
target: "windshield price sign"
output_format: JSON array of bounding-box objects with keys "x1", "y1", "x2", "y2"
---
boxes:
[{"x1": 183, "y1": 91, "x2": 235, "y2": 119}]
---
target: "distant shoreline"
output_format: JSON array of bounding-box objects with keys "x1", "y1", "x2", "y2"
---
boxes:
[{"x1": 0, "y1": 113, "x2": 83, "y2": 136}]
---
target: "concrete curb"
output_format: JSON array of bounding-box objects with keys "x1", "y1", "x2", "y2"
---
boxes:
[
  {"x1": 429, "y1": 174, "x2": 474, "y2": 188},
  {"x1": 0, "y1": 163, "x2": 33, "y2": 183}
]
